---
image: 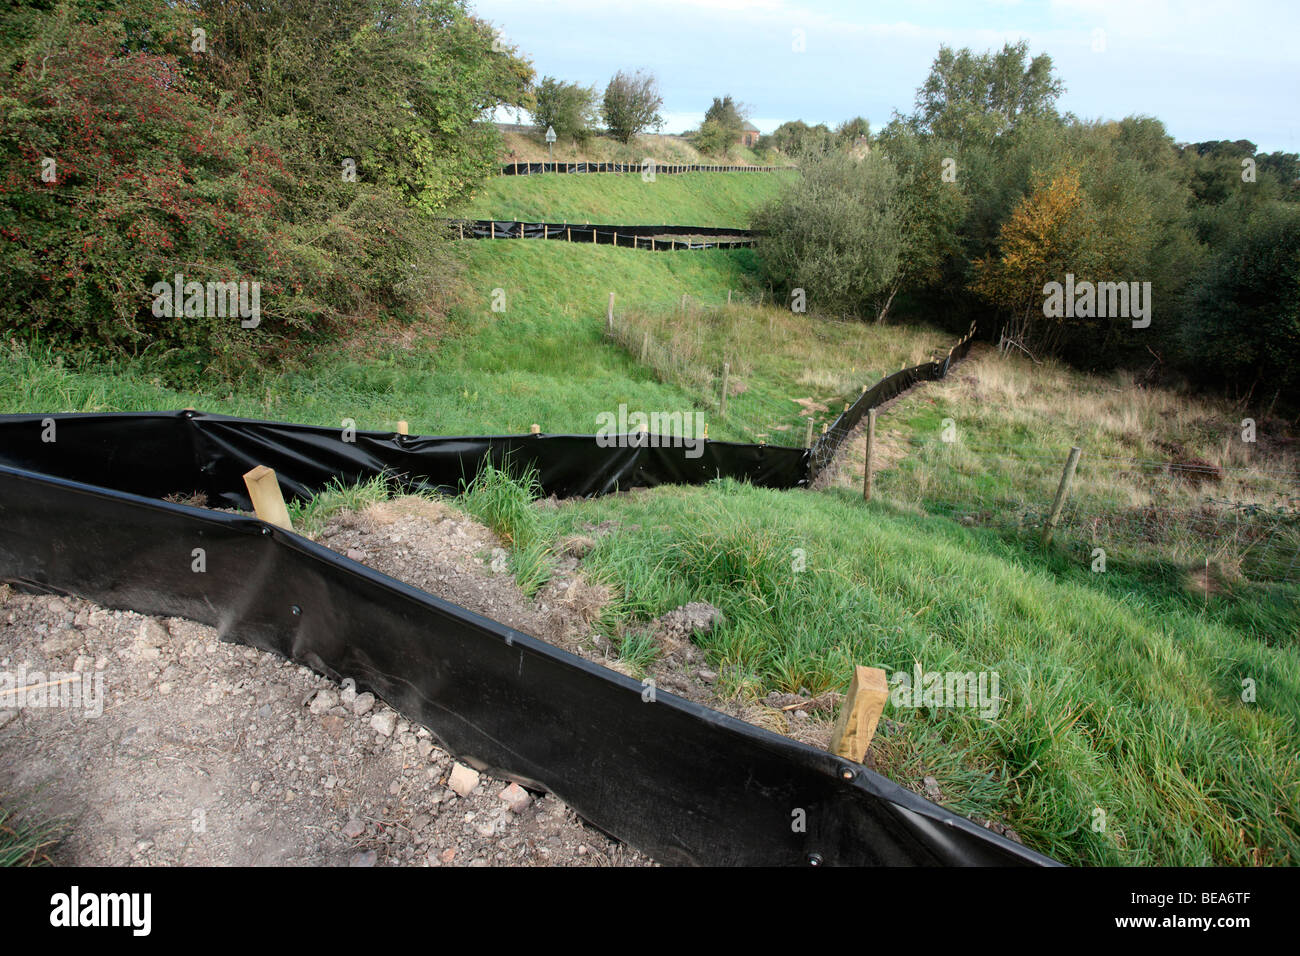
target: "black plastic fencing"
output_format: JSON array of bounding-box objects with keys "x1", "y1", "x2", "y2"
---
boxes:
[
  {"x1": 808, "y1": 324, "x2": 978, "y2": 480},
  {"x1": 501, "y1": 162, "x2": 787, "y2": 175},
  {"x1": 0, "y1": 400, "x2": 1052, "y2": 866},
  {"x1": 448, "y1": 219, "x2": 755, "y2": 250}
]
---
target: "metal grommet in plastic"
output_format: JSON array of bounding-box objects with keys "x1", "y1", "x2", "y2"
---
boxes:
[
  {"x1": 840, "y1": 766, "x2": 856, "y2": 781},
  {"x1": 807, "y1": 853, "x2": 824, "y2": 866},
  {"x1": 261, "y1": 526, "x2": 272, "y2": 535},
  {"x1": 290, "y1": 605, "x2": 302, "y2": 616}
]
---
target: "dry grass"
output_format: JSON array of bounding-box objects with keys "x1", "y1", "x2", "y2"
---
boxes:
[
  {"x1": 835, "y1": 344, "x2": 1300, "y2": 583},
  {"x1": 609, "y1": 300, "x2": 953, "y2": 443}
]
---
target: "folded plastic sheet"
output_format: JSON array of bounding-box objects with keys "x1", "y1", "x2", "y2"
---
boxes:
[
  {"x1": 0, "y1": 412, "x2": 806, "y2": 507},
  {"x1": 0, "y1": 461, "x2": 1054, "y2": 866}
]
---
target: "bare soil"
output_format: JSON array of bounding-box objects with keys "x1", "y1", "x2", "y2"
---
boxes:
[{"x1": 0, "y1": 495, "x2": 835, "y2": 866}]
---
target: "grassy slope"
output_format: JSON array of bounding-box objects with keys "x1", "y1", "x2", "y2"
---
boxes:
[
  {"x1": 826, "y1": 345, "x2": 1300, "y2": 587},
  {"x1": 541, "y1": 478, "x2": 1299, "y2": 866},
  {"x1": 4, "y1": 167, "x2": 1297, "y2": 867},
  {"x1": 0, "y1": 244, "x2": 744, "y2": 437},
  {"x1": 460, "y1": 170, "x2": 794, "y2": 228},
  {"x1": 498, "y1": 129, "x2": 785, "y2": 167}
]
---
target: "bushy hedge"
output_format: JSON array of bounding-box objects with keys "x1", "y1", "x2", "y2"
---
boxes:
[{"x1": 0, "y1": 0, "x2": 532, "y2": 379}]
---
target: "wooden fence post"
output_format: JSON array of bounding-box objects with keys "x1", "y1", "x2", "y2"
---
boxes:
[
  {"x1": 863, "y1": 408, "x2": 876, "y2": 501},
  {"x1": 607, "y1": 292, "x2": 615, "y2": 332},
  {"x1": 242, "y1": 465, "x2": 293, "y2": 531},
  {"x1": 805, "y1": 419, "x2": 814, "y2": 449},
  {"x1": 830, "y1": 666, "x2": 890, "y2": 763},
  {"x1": 396, "y1": 420, "x2": 408, "y2": 436},
  {"x1": 719, "y1": 361, "x2": 730, "y2": 418},
  {"x1": 1041, "y1": 446, "x2": 1082, "y2": 547}
]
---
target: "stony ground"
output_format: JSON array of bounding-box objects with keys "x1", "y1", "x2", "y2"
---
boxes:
[{"x1": 0, "y1": 495, "x2": 836, "y2": 866}]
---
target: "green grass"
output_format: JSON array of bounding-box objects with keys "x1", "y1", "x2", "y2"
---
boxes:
[
  {"x1": 536, "y1": 477, "x2": 1300, "y2": 866},
  {"x1": 0, "y1": 242, "x2": 765, "y2": 441},
  {"x1": 853, "y1": 347, "x2": 1300, "y2": 589},
  {"x1": 0, "y1": 802, "x2": 61, "y2": 866},
  {"x1": 455, "y1": 458, "x2": 553, "y2": 596},
  {"x1": 459, "y1": 170, "x2": 794, "y2": 228},
  {"x1": 610, "y1": 302, "x2": 952, "y2": 443}
]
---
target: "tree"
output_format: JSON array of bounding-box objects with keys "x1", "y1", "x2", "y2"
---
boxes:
[
  {"x1": 768, "y1": 120, "x2": 834, "y2": 156},
  {"x1": 532, "y1": 76, "x2": 598, "y2": 144},
  {"x1": 1181, "y1": 203, "x2": 1300, "y2": 400},
  {"x1": 910, "y1": 41, "x2": 1064, "y2": 148},
  {"x1": 873, "y1": 127, "x2": 968, "y2": 320},
  {"x1": 836, "y1": 116, "x2": 871, "y2": 146},
  {"x1": 696, "y1": 94, "x2": 748, "y2": 157},
  {"x1": 601, "y1": 70, "x2": 663, "y2": 143},
  {"x1": 704, "y1": 95, "x2": 747, "y2": 136},
  {"x1": 752, "y1": 151, "x2": 905, "y2": 321},
  {"x1": 970, "y1": 167, "x2": 1093, "y2": 348}
]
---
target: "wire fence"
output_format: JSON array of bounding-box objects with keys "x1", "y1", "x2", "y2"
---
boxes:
[
  {"x1": 864, "y1": 435, "x2": 1300, "y2": 584},
  {"x1": 605, "y1": 300, "x2": 975, "y2": 448}
]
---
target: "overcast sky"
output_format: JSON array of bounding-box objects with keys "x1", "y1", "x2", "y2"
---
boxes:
[{"x1": 474, "y1": 0, "x2": 1298, "y2": 152}]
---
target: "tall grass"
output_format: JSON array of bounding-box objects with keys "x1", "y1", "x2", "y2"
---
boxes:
[
  {"x1": 456, "y1": 458, "x2": 552, "y2": 596},
  {"x1": 609, "y1": 301, "x2": 952, "y2": 443},
  {"x1": 850, "y1": 346, "x2": 1300, "y2": 586},
  {"x1": 550, "y1": 478, "x2": 1300, "y2": 866},
  {"x1": 0, "y1": 802, "x2": 61, "y2": 866}
]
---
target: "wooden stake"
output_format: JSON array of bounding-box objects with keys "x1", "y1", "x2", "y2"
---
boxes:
[
  {"x1": 719, "y1": 361, "x2": 730, "y2": 417},
  {"x1": 727, "y1": 289, "x2": 732, "y2": 305},
  {"x1": 641, "y1": 330, "x2": 649, "y2": 362},
  {"x1": 805, "y1": 419, "x2": 814, "y2": 449},
  {"x1": 829, "y1": 665, "x2": 890, "y2": 763},
  {"x1": 242, "y1": 465, "x2": 292, "y2": 531},
  {"x1": 863, "y1": 408, "x2": 876, "y2": 501},
  {"x1": 607, "y1": 292, "x2": 615, "y2": 332},
  {"x1": 490, "y1": 221, "x2": 495, "y2": 239},
  {"x1": 396, "y1": 420, "x2": 408, "y2": 435},
  {"x1": 530, "y1": 423, "x2": 540, "y2": 434},
  {"x1": 1041, "y1": 446, "x2": 1082, "y2": 547}
]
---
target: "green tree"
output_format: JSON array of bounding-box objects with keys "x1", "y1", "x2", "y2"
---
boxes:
[
  {"x1": 752, "y1": 151, "x2": 904, "y2": 320},
  {"x1": 1182, "y1": 202, "x2": 1300, "y2": 401},
  {"x1": 769, "y1": 120, "x2": 834, "y2": 156},
  {"x1": 532, "y1": 76, "x2": 598, "y2": 144},
  {"x1": 601, "y1": 70, "x2": 663, "y2": 143},
  {"x1": 836, "y1": 116, "x2": 871, "y2": 146},
  {"x1": 910, "y1": 41, "x2": 1064, "y2": 148}
]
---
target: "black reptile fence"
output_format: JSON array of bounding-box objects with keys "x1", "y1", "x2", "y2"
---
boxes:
[
  {"x1": 448, "y1": 219, "x2": 755, "y2": 250},
  {"x1": 0, "y1": 403, "x2": 1051, "y2": 867},
  {"x1": 808, "y1": 323, "x2": 978, "y2": 480},
  {"x1": 501, "y1": 162, "x2": 787, "y2": 175}
]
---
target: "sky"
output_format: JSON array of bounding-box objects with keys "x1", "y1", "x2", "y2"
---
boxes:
[{"x1": 473, "y1": 0, "x2": 1299, "y2": 153}]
